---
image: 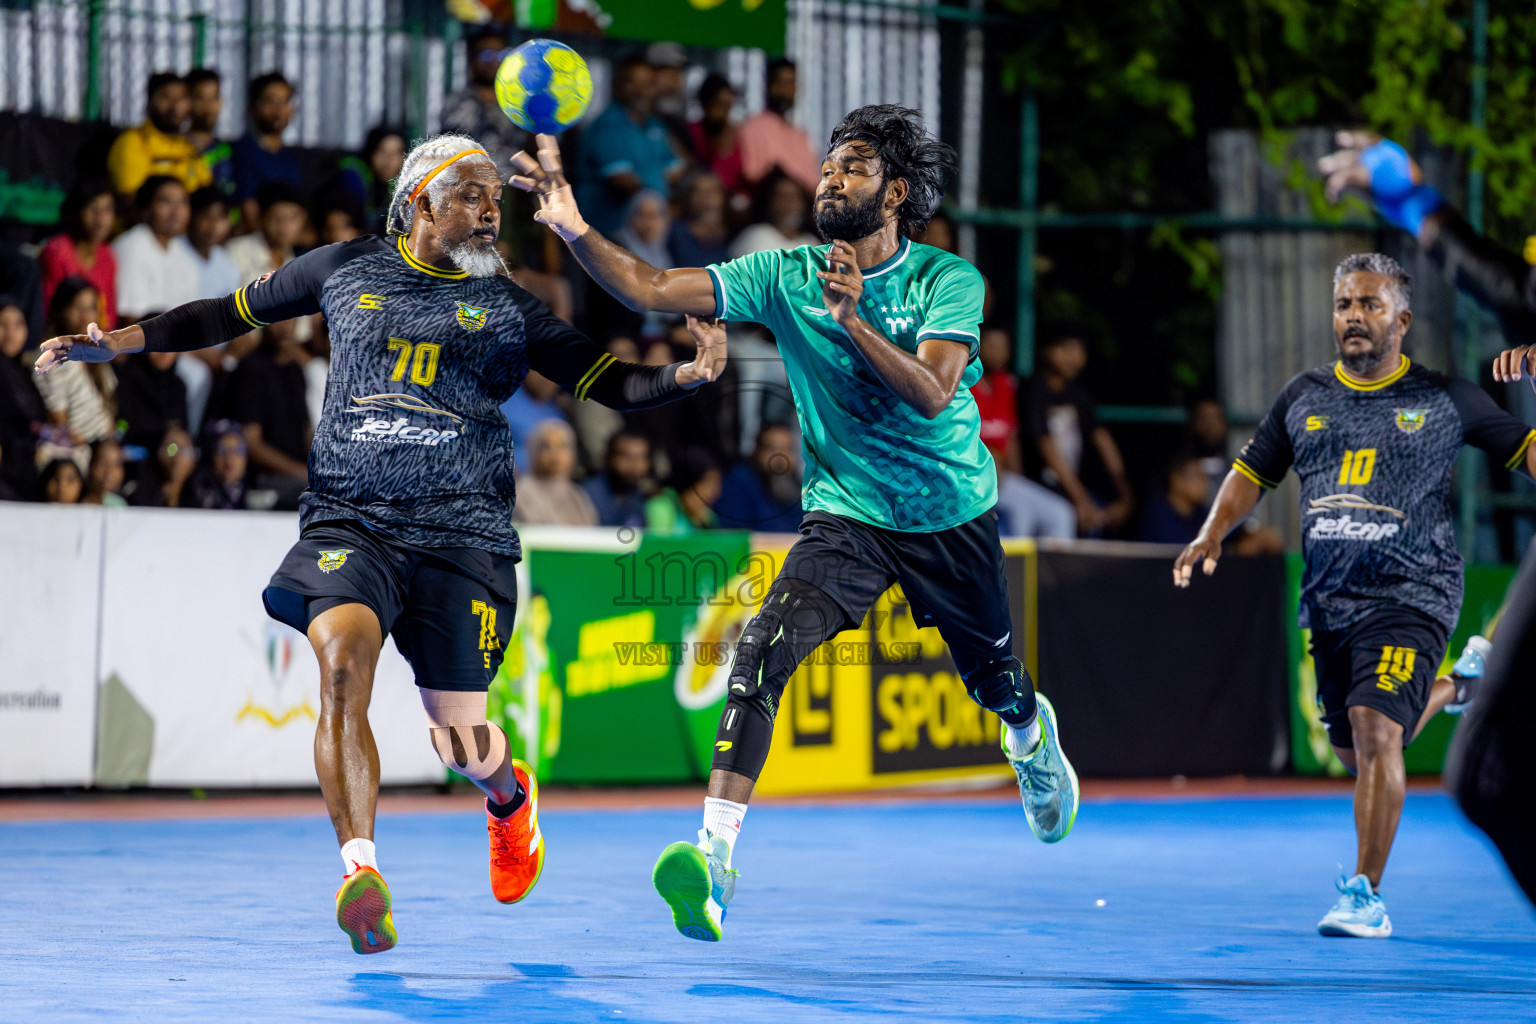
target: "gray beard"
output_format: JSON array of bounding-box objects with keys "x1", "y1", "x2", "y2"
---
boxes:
[
  {"x1": 1338, "y1": 334, "x2": 1390, "y2": 375},
  {"x1": 446, "y1": 240, "x2": 504, "y2": 278}
]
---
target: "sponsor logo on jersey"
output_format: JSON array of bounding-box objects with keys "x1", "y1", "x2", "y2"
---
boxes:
[
  {"x1": 349, "y1": 416, "x2": 461, "y2": 447},
  {"x1": 358, "y1": 293, "x2": 386, "y2": 310},
  {"x1": 883, "y1": 315, "x2": 916, "y2": 334},
  {"x1": 1395, "y1": 408, "x2": 1428, "y2": 433},
  {"x1": 349, "y1": 393, "x2": 465, "y2": 423},
  {"x1": 1306, "y1": 415, "x2": 1330, "y2": 431},
  {"x1": 316, "y1": 549, "x2": 354, "y2": 573},
  {"x1": 251, "y1": 271, "x2": 274, "y2": 291},
  {"x1": 1305, "y1": 493, "x2": 1406, "y2": 541},
  {"x1": 455, "y1": 301, "x2": 490, "y2": 331}
]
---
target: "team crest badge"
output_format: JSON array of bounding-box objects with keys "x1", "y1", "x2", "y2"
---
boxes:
[
  {"x1": 455, "y1": 302, "x2": 490, "y2": 331},
  {"x1": 1395, "y1": 409, "x2": 1428, "y2": 433},
  {"x1": 316, "y1": 549, "x2": 354, "y2": 573}
]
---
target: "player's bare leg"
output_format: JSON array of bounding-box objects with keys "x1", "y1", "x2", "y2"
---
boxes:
[
  {"x1": 307, "y1": 602, "x2": 396, "y2": 954},
  {"x1": 707, "y1": 769, "x2": 754, "y2": 804},
  {"x1": 1319, "y1": 707, "x2": 1403, "y2": 937}
]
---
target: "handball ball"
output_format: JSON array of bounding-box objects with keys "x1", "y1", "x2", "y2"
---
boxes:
[{"x1": 495, "y1": 39, "x2": 592, "y2": 135}]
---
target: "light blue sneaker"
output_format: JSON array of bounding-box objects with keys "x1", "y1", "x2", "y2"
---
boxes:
[
  {"x1": 653, "y1": 829, "x2": 737, "y2": 941},
  {"x1": 1317, "y1": 873, "x2": 1392, "y2": 937},
  {"x1": 1002, "y1": 693, "x2": 1079, "y2": 843},
  {"x1": 1446, "y1": 635, "x2": 1492, "y2": 714}
]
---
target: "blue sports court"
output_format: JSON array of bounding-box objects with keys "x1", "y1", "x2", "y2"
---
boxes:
[{"x1": 2, "y1": 790, "x2": 1531, "y2": 1022}]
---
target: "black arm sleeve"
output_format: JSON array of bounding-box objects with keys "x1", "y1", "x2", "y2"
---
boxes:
[
  {"x1": 516, "y1": 283, "x2": 696, "y2": 411},
  {"x1": 1446, "y1": 377, "x2": 1536, "y2": 475},
  {"x1": 1233, "y1": 375, "x2": 1305, "y2": 489},
  {"x1": 140, "y1": 295, "x2": 253, "y2": 353},
  {"x1": 1425, "y1": 210, "x2": 1536, "y2": 347}
]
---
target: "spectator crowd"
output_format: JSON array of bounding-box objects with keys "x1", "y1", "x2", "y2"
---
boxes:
[{"x1": 0, "y1": 33, "x2": 1264, "y2": 549}]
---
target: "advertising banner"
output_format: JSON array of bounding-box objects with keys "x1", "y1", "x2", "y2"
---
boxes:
[
  {"x1": 0, "y1": 504, "x2": 103, "y2": 785},
  {"x1": 511, "y1": 0, "x2": 789, "y2": 51},
  {"x1": 96, "y1": 509, "x2": 443, "y2": 787}
]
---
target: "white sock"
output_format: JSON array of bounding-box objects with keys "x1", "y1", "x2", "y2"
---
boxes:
[
  {"x1": 1005, "y1": 717, "x2": 1043, "y2": 760},
  {"x1": 340, "y1": 837, "x2": 378, "y2": 875},
  {"x1": 702, "y1": 797, "x2": 748, "y2": 867}
]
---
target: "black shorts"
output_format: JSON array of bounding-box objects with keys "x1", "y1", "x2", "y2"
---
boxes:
[
  {"x1": 778, "y1": 509, "x2": 1014, "y2": 676},
  {"x1": 1310, "y1": 607, "x2": 1447, "y2": 749},
  {"x1": 262, "y1": 519, "x2": 517, "y2": 692}
]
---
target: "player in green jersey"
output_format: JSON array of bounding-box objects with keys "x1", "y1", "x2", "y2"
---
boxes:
[{"x1": 510, "y1": 105, "x2": 1076, "y2": 940}]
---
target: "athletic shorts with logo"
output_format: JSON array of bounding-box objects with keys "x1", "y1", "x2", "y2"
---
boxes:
[
  {"x1": 778, "y1": 509, "x2": 1014, "y2": 676},
  {"x1": 263, "y1": 519, "x2": 516, "y2": 692},
  {"x1": 1309, "y1": 606, "x2": 1447, "y2": 749}
]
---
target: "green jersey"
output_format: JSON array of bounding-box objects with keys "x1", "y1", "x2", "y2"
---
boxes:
[{"x1": 708, "y1": 236, "x2": 995, "y2": 532}]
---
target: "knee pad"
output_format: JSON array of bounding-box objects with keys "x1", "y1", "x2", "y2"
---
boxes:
[
  {"x1": 421, "y1": 689, "x2": 509, "y2": 781},
  {"x1": 727, "y1": 577, "x2": 844, "y2": 701},
  {"x1": 963, "y1": 657, "x2": 1039, "y2": 727}
]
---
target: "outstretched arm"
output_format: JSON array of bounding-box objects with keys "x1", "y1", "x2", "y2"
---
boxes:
[
  {"x1": 1172, "y1": 469, "x2": 1263, "y2": 587},
  {"x1": 35, "y1": 295, "x2": 249, "y2": 373},
  {"x1": 509, "y1": 135, "x2": 716, "y2": 317}
]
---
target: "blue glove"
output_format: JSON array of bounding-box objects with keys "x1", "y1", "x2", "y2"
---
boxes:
[{"x1": 1359, "y1": 139, "x2": 1443, "y2": 236}]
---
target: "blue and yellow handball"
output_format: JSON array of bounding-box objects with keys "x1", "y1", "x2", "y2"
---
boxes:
[{"x1": 495, "y1": 39, "x2": 592, "y2": 135}]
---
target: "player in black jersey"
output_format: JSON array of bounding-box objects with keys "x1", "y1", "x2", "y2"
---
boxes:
[
  {"x1": 35, "y1": 133, "x2": 726, "y2": 954},
  {"x1": 1319, "y1": 132, "x2": 1536, "y2": 907},
  {"x1": 1173, "y1": 252, "x2": 1536, "y2": 937}
]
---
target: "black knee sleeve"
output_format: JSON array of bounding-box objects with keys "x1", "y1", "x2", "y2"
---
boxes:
[
  {"x1": 962, "y1": 656, "x2": 1039, "y2": 728},
  {"x1": 711, "y1": 577, "x2": 844, "y2": 781}
]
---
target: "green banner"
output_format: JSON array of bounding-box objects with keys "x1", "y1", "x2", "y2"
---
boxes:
[
  {"x1": 1286, "y1": 554, "x2": 1515, "y2": 775},
  {"x1": 516, "y1": 0, "x2": 788, "y2": 51}
]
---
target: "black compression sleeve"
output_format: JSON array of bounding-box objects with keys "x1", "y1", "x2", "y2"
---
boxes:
[
  {"x1": 1426, "y1": 211, "x2": 1536, "y2": 347},
  {"x1": 580, "y1": 360, "x2": 697, "y2": 411},
  {"x1": 139, "y1": 295, "x2": 252, "y2": 353}
]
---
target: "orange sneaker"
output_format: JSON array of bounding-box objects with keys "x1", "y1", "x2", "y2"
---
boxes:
[
  {"x1": 334, "y1": 865, "x2": 397, "y2": 955},
  {"x1": 487, "y1": 760, "x2": 545, "y2": 904}
]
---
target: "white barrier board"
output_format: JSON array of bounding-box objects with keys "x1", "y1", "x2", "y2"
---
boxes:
[
  {"x1": 97, "y1": 508, "x2": 444, "y2": 786},
  {"x1": 0, "y1": 503, "x2": 103, "y2": 785}
]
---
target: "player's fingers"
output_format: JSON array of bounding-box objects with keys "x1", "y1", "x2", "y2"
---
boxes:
[
  {"x1": 1202, "y1": 555, "x2": 1218, "y2": 576},
  {"x1": 508, "y1": 175, "x2": 541, "y2": 193},
  {"x1": 510, "y1": 150, "x2": 541, "y2": 175}
]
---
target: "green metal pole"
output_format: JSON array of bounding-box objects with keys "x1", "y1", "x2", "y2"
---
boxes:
[
  {"x1": 83, "y1": 0, "x2": 104, "y2": 121},
  {"x1": 1457, "y1": 0, "x2": 1489, "y2": 560},
  {"x1": 1015, "y1": 90, "x2": 1038, "y2": 376},
  {"x1": 190, "y1": 13, "x2": 208, "y2": 69}
]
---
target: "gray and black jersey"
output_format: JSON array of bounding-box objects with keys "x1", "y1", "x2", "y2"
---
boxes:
[
  {"x1": 1235, "y1": 357, "x2": 1535, "y2": 633},
  {"x1": 141, "y1": 233, "x2": 692, "y2": 556}
]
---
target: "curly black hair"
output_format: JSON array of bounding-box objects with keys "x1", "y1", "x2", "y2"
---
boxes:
[{"x1": 826, "y1": 104, "x2": 954, "y2": 238}]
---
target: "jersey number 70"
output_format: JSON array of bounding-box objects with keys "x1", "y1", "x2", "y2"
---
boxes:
[{"x1": 387, "y1": 337, "x2": 441, "y2": 387}]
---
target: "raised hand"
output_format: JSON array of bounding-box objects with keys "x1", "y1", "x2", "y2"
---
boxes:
[
  {"x1": 1317, "y1": 130, "x2": 1392, "y2": 203},
  {"x1": 1172, "y1": 532, "x2": 1222, "y2": 588},
  {"x1": 509, "y1": 134, "x2": 587, "y2": 241},
  {"x1": 678, "y1": 315, "x2": 728, "y2": 386},
  {"x1": 1493, "y1": 345, "x2": 1536, "y2": 383},
  {"x1": 35, "y1": 322, "x2": 118, "y2": 374},
  {"x1": 817, "y1": 240, "x2": 864, "y2": 325}
]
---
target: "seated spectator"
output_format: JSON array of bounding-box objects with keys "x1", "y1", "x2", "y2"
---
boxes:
[
  {"x1": 502, "y1": 371, "x2": 568, "y2": 475},
  {"x1": 584, "y1": 431, "x2": 653, "y2": 528},
  {"x1": 971, "y1": 325, "x2": 1019, "y2": 466},
  {"x1": 737, "y1": 59, "x2": 821, "y2": 195},
  {"x1": 81, "y1": 439, "x2": 128, "y2": 506},
  {"x1": 124, "y1": 424, "x2": 196, "y2": 507},
  {"x1": 227, "y1": 319, "x2": 311, "y2": 508},
  {"x1": 0, "y1": 297, "x2": 48, "y2": 498},
  {"x1": 668, "y1": 171, "x2": 732, "y2": 268},
  {"x1": 311, "y1": 191, "x2": 364, "y2": 246},
  {"x1": 0, "y1": 242, "x2": 45, "y2": 342},
  {"x1": 731, "y1": 170, "x2": 818, "y2": 256},
  {"x1": 646, "y1": 446, "x2": 721, "y2": 535},
  {"x1": 567, "y1": 335, "x2": 634, "y2": 474},
  {"x1": 441, "y1": 31, "x2": 529, "y2": 176},
  {"x1": 115, "y1": 351, "x2": 188, "y2": 450},
  {"x1": 647, "y1": 42, "x2": 693, "y2": 157},
  {"x1": 995, "y1": 446, "x2": 1076, "y2": 539},
  {"x1": 228, "y1": 181, "x2": 307, "y2": 285},
  {"x1": 332, "y1": 125, "x2": 405, "y2": 236},
  {"x1": 714, "y1": 424, "x2": 803, "y2": 532},
  {"x1": 575, "y1": 54, "x2": 687, "y2": 235},
  {"x1": 688, "y1": 73, "x2": 747, "y2": 198},
  {"x1": 34, "y1": 279, "x2": 116, "y2": 446},
  {"x1": 184, "y1": 68, "x2": 233, "y2": 196},
  {"x1": 514, "y1": 420, "x2": 598, "y2": 526},
  {"x1": 1135, "y1": 447, "x2": 1282, "y2": 557},
  {"x1": 183, "y1": 420, "x2": 250, "y2": 510},
  {"x1": 914, "y1": 209, "x2": 955, "y2": 252},
  {"x1": 187, "y1": 187, "x2": 242, "y2": 300},
  {"x1": 232, "y1": 72, "x2": 303, "y2": 228},
  {"x1": 38, "y1": 457, "x2": 84, "y2": 504},
  {"x1": 113, "y1": 175, "x2": 201, "y2": 321},
  {"x1": 106, "y1": 71, "x2": 211, "y2": 197},
  {"x1": 615, "y1": 190, "x2": 679, "y2": 342},
  {"x1": 1186, "y1": 395, "x2": 1231, "y2": 504},
  {"x1": 1021, "y1": 327, "x2": 1134, "y2": 535},
  {"x1": 39, "y1": 178, "x2": 118, "y2": 329}
]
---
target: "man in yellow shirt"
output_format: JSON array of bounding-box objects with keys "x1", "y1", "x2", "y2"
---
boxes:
[{"x1": 106, "y1": 72, "x2": 212, "y2": 197}]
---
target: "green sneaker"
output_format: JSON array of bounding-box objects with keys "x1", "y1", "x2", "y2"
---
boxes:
[
  {"x1": 653, "y1": 829, "x2": 737, "y2": 941},
  {"x1": 1003, "y1": 693, "x2": 1079, "y2": 843}
]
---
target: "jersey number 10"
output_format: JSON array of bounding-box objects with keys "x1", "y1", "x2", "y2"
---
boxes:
[
  {"x1": 1338, "y1": 448, "x2": 1377, "y2": 485},
  {"x1": 387, "y1": 337, "x2": 441, "y2": 387}
]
